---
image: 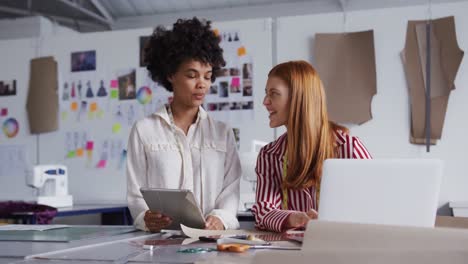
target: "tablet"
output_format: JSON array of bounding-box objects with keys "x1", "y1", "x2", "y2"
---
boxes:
[{"x1": 140, "y1": 187, "x2": 206, "y2": 230}]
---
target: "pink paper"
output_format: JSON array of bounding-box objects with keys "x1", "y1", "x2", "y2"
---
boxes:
[
  {"x1": 96, "y1": 160, "x2": 106, "y2": 168},
  {"x1": 0, "y1": 108, "x2": 7, "y2": 116},
  {"x1": 110, "y1": 80, "x2": 118, "y2": 88},
  {"x1": 231, "y1": 77, "x2": 240, "y2": 87},
  {"x1": 86, "y1": 141, "x2": 94, "y2": 150}
]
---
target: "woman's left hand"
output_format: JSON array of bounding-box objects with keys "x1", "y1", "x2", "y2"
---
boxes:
[{"x1": 204, "y1": 215, "x2": 225, "y2": 230}]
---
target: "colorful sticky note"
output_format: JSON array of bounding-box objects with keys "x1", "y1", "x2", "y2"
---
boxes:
[
  {"x1": 61, "y1": 111, "x2": 68, "y2": 121},
  {"x1": 237, "y1": 46, "x2": 247, "y2": 56},
  {"x1": 76, "y1": 148, "x2": 84, "y2": 157},
  {"x1": 66, "y1": 151, "x2": 76, "y2": 158},
  {"x1": 71, "y1": 102, "x2": 78, "y2": 111},
  {"x1": 112, "y1": 123, "x2": 122, "y2": 134},
  {"x1": 231, "y1": 77, "x2": 240, "y2": 87},
  {"x1": 110, "y1": 80, "x2": 118, "y2": 88},
  {"x1": 96, "y1": 159, "x2": 107, "y2": 168},
  {"x1": 111, "y1": 90, "x2": 118, "y2": 99},
  {"x1": 213, "y1": 28, "x2": 220, "y2": 37},
  {"x1": 86, "y1": 141, "x2": 94, "y2": 150},
  {"x1": 0, "y1": 108, "x2": 7, "y2": 116},
  {"x1": 90, "y1": 102, "x2": 98, "y2": 112},
  {"x1": 97, "y1": 109, "x2": 104, "y2": 119}
]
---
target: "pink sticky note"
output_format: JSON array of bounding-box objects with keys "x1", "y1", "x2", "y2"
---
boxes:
[
  {"x1": 231, "y1": 77, "x2": 240, "y2": 87},
  {"x1": 110, "y1": 80, "x2": 118, "y2": 88},
  {"x1": 0, "y1": 108, "x2": 7, "y2": 116},
  {"x1": 96, "y1": 160, "x2": 107, "y2": 168},
  {"x1": 86, "y1": 141, "x2": 94, "y2": 150}
]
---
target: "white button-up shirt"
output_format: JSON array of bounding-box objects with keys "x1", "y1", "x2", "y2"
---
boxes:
[{"x1": 126, "y1": 105, "x2": 242, "y2": 230}]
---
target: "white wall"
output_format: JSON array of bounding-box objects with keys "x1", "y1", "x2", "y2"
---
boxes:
[
  {"x1": 1, "y1": 1, "x2": 467, "y2": 214},
  {"x1": 0, "y1": 18, "x2": 273, "y2": 205},
  {"x1": 276, "y1": 1, "x2": 468, "y2": 213}
]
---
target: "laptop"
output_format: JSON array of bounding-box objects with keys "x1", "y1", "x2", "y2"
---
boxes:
[{"x1": 318, "y1": 159, "x2": 443, "y2": 227}]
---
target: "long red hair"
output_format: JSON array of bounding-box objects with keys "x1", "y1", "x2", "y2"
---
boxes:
[{"x1": 269, "y1": 60, "x2": 347, "y2": 189}]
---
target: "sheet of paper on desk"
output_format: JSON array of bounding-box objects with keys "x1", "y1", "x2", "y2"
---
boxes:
[
  {"x1": 0, "y1": 224, "x2": 69, "y2": 231},
  {"x1": 180, "y1": 224, "x2": 265, "y2": 239}
]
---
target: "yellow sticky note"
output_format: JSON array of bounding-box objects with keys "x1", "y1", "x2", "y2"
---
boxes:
[
  {"x1": 90, "y1": 102, "x2": 98, "y2": 112},
  {"x1": 61, "y1": 111, "x2": 68, "y2": 121},
  {"x1": 112, "y1": 123, "x2": 121, "y2": 133},
  {"x1": 97, "y1": 109, "x2": 104, "y2": 119},
  {"x1": 237, "y1": 46, "x2": 246, "y2": 57},
  {"x1": 71, "y1": 102, "x2": 78, "y2": 111}
]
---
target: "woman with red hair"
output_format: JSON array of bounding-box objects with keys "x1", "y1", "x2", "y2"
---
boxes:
[{"x1": 252, "y1": 60, "x2": 372, "y2": 232}]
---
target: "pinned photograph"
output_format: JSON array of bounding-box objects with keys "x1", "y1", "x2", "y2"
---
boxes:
[
  {"x1": 241, "y1": 101, "x2": 254, "y2": 110},
  {"x1": 218, "y1": 102, "x2": 230, "y2": 111},
  {"x1": 71, "y1": 50, "x2": 96, "y2": 72},
  {"x1": 219, "y1": 81, "x2": 229, "y2": 98},
  {"x1": 230, "y1": 68, "x2": 240, "y2": 76},
  {"x1": 243, "y1": 79, "x2": 253, "y2": 96},
  {"x1": 117, "y1": 69, "x2": 136, "y2": 100},
  {"x1": 209, "y1": 84, "x2": 218, "y2": 95},
  {"x1": 230, "y1": 102, "x2": 241, "y2": 110},
  {"x1": 243, "y1": 63, "x2": 253, "y2": 79},
  {"x1": 216, "y1": 68, "x2": 230, "y2": 77},
  {"x1": 0, "y1": 80, "x2": 17, "y2": 96},
  {"x1": 230, "y1": 77, "x2": 241, "y2": 93},
  {"x1": 207, "y1": 103, "x2": 218, "y2": 111}
]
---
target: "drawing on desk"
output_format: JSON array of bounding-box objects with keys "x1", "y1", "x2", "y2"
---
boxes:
[{"x1": 180, "y1": 224, "x2": 265, "y2": 239}]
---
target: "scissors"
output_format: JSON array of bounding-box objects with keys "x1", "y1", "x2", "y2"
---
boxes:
[{"x1": 216, "y1": 243, "x2": 301, "y2": 253}]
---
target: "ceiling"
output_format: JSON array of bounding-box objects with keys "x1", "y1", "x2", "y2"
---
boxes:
[{"x1": 0, "y1": 0, "x2": 465, "y2": 32}]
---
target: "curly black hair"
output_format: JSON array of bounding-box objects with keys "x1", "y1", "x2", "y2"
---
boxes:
[{"x1": 144, "y1": 17, "x2": 226, "y2": 92}]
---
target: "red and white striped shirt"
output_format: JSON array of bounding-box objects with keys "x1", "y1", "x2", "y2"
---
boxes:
[{"x1": 252, "y1": 130, "x2": 372, "y2": 232}]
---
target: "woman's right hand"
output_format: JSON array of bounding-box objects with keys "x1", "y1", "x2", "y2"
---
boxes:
[
  {"x1": 284, "y1": 211, "x2": 316, "y2": 230},
  {"x1": 144, "y1": 210, "x2": 172, "y2": 233}
]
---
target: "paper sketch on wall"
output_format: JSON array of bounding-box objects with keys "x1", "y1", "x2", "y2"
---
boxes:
[
  {"x1": 71, "y1": 50, "x2": 96, "y2": 72},
  {"x1": 0, "y1": 80, "x2": 17, "y2": 96},
  {"x1": 65, "y1": 131, "x2": 88, "y2": 158},
  {"x1": 401, "y1": 16, "x2": 464, "y2": 147},
  {"x1": 139, "y1": 36, "x2": 151, "y2": 67},
  {"x1": 205, "y1": 29, "x2": 255, "y2": 124},
  {"x1": 0, "y1": 145, "x2": 27, "y2": 177},
  {"x1": 314, "y1": 30, "x2": 377, "y2": 125}
]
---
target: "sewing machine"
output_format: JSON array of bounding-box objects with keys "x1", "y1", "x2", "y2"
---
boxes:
[{"x1": 27, "y1": 165, "x2": 73, "y2": 208}]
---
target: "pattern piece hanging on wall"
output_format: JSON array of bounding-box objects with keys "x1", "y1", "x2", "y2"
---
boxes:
[
  {"x1": 314, "y1": 30, "x2": 377, "y2": 125},
  {"x1": 401, "y1": 16, "x2": 464, "y2": 145},
  {"x1": 26, "y1": 57, "x2": 59, "y2": 133}
]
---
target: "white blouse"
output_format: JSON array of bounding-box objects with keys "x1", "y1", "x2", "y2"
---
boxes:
[{"x1": 126, "y1": 105, "x2": 242, "y2": 231}]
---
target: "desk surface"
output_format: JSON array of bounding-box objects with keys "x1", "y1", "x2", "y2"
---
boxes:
[
  {"x1": 0, "y1": 225, "x2": 295, "y2": 264},
  {"x1": 0, "y1": 225, "x2": 148, "y2": 259}
]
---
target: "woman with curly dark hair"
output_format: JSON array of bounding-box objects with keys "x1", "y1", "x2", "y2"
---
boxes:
[{"x1": 127, "y1": 17, "x2": 241, "y2": 232}]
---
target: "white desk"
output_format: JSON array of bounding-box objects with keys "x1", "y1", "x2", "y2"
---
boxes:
[{"x1": 0, "y1": 225, "x2": 147, "y2": 262}]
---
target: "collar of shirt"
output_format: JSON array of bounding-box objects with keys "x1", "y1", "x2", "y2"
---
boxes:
[
  {"x1": 262, "y1": 130, "x2": 348, "y2": 157},
  {"x1": 153, "y1": 105, "x2": 208, "y2": 127}
]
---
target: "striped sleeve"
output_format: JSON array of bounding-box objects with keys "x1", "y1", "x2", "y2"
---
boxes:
[
  {"x1": 251, "y1": 149, "x2": 292, "y2": 232},
  {"x1": 351, "y1": 136, "x2": 372, "y2": 159}
]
